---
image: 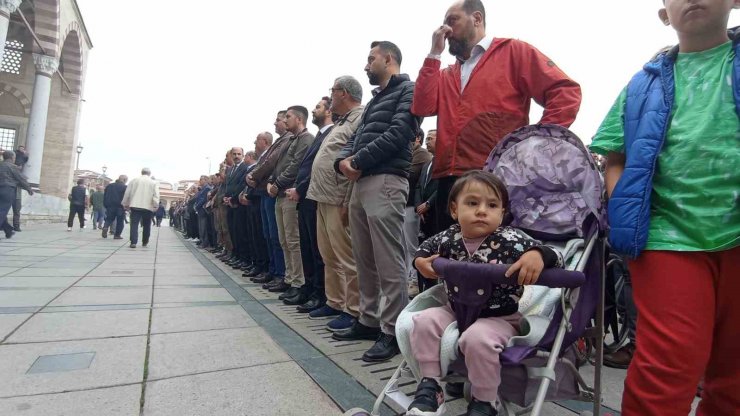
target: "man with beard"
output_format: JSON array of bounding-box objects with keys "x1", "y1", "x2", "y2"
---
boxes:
[
  {"x1": 266, "y1": 106, "x2": 314, "y2": 296},
  {"x1": 412, "y1": 0, "x2": 582, "y2": 232},
  {"x1": 284, "y1": 97, "x2": 334, "y2": 310},
  {"x1": 333, "y1": 41, "x2": 421, "y2": 362},
  {"x1": 246, "y1": 113, "x2": 292, "y2": 287},
  {"x1": 306, "y1": 76, "x2": 364, "y2": 332}
]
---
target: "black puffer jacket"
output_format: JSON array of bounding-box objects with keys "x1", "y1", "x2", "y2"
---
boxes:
[{"x1": 335, "y1": 74, "x2": 420, "y2": 178}]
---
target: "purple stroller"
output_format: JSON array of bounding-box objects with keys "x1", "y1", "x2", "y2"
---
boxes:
[{"x1": 344, "y1": 124, "x2": 608, "y2": 416}]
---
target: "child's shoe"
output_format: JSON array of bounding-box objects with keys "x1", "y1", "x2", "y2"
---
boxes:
[
  {"x1": 465, "y1": 397, "x2": 497, "y2": 416},
  {"x1": 406, "y1": 377, "x2": 445, "y2": 416}
]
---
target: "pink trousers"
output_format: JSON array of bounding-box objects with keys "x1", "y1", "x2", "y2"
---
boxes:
[{"x1": 410, "y1": 304, "x2": 520, "y2": 402}]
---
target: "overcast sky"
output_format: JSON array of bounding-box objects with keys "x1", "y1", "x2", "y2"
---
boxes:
[{"x1": 73, "y1": 0, "x2": 740, "y2": 184}]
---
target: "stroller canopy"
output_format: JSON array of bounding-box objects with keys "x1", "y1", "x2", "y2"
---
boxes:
[{"x1": 484, "y1": 124, "x2": 606, "y2": 239}]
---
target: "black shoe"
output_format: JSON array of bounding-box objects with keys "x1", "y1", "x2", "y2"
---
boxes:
[
  {"x1": 268, "y1": 281, "x2": 290, "y2": 293},
  {"x1": 362, "y1": 333, "x2": 400, "y2": 362},
  {"x1": 5, "y1": 229, "x2": 15, "y2": 239},
  {"x1": 407, "y1": 378, "x2": 445, "y2": 416},
  {"x1": 231, "y1": 261, "x2": 245, "y2": 269},
  {"x1": 332, "y1": 321, "x2": 380, "y2": 341},
  {"x1": 142, "y1": 242, "x2": 148, "y2": 247},
  {"x1": 283, "y1": 291, "x2": 309, "y2": 306},
  {"x1": 445, "y1": 381, "x2": 464, "y2": 399},
  {"x1": 102, "y1": 228, "x2": 108, "y2": 238},
  {"x1": 278, "y1": 287, "x2": 300, "y2": 300},
  {"x1": 113, "y1": 236, "x2": 123, "y2": 240},
  {"x1": 13, "y1": 226, "x2": 21, "y2": 232},
  {"x1": 251, "y1": 273, "x2": 272, "y2": 284},
  {"x1": 296, "y1": 297, "x2": 323, "y2": 313},
  {"x1": 262, "y1": 278, "x2": 281, "y2": 290},
  {"x1": 465, "y1": 398, "x2": 497, "y2": 416},
  {"x1": 242, "y1": 267, "x2": 260, "y2": 277}
]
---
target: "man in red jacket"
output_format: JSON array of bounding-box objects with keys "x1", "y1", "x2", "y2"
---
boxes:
[{"x1": 412, "y1": 0, "x2": 582, "y2": 231}]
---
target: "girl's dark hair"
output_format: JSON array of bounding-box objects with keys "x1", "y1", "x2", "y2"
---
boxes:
[{"x1": 448, "y1": 170, "x2": 511, "y2": 222}]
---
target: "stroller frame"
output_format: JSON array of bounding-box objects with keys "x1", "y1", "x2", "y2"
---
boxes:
[{"x1": 345, "y1": 232, "x2": 607, "y2": 416}]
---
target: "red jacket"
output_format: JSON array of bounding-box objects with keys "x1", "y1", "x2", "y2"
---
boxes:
[{"x1": 411, "y1": 38, "x2": 581, "y2": 179}]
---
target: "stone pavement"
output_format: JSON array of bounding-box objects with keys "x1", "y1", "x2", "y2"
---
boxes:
[{"x1": 0, "y1": 223, "x2": 632, "y2": 416}]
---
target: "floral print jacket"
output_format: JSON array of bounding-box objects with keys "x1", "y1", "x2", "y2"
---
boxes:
[{"x1": 416, "y1": 224, "x2": 564, "y2": 317}]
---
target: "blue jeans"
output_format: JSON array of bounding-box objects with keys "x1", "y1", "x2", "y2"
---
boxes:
[
  {"x1": 260, "y1": 196, "x2": 284, "y2": 277},
  {"x1": 93, "y1": 208, "x2": 106, "y2": 227}
]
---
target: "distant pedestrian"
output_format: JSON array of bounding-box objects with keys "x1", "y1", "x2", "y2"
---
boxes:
[
  {"x1": 155, "y1": 202, "x2": 165, "y2": 227},
  {"x1": 11, "y1": 145, "x2": 29, "y2": 231},
  {"x1": 67, "y1": 179, "x2": 88, "y2": 231},
  {"x1": 0, "y1": 150, "x2": 33, "y2": 239},
  {"x1": 102, "y1": 175, "x2": 128, "y2": 239},
  {"x1": 90, "y1": 185, "x2": 106, "y2": 230},
  {"x1": 122, "y1": 168, "x2": 160, "y2": 248}
]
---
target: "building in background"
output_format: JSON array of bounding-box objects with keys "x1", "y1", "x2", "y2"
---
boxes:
[{"x1": 0, "y1": 0, "x2": 92, "y2": 223}]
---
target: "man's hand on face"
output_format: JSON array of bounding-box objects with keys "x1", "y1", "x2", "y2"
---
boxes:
[
  {"x1": 339, "y1": 157, "x2": 361, "y2": 182},
  {"x1": 430, "y1": 24, "x2": 452, "y2": 55}
]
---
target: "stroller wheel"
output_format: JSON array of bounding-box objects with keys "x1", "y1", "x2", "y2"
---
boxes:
[{"x1": 343, "y1": 408, "x2": 372, "y2": 416}]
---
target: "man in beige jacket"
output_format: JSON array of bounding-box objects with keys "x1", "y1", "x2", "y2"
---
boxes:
[
  {"x1": 305, "y1": 75, "x2": 365, "y2": 332},
  {"x1": 122, "y1": 168, "x2": 160, "y2": 248}
]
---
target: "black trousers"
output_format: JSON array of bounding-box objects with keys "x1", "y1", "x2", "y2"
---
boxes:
[
  {"x1": 129, "y1": 208, "x2": 153, "y2": 245},
  {"x1": 11, "y1": 194, "x2": 21, "y2": 229},
  {"x1": 232, "y1": 205, "x2": 250, "y2": 262},
  {"x1": 0, "y1": 186, "x2": 15, "y2": 235},
  {"x1": 298, "y1": 199, "x2": 325, "y2": 300},
  {"x1": 433, "y1": 176, "x2": 457, "y2": 234},
  {"x1": 67, "y1": 204, "x2": 85, "y2": 228},
  {"x1": 246, "y1": 197, "x2": 268, "y2": 272},
  {"x1": 103, "y1": 206, "x2": 126, "y2": 237}
]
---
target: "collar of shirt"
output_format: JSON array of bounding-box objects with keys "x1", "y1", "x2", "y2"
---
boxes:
[
  {"x1": 318, "y1": 124, "x2": 334, "y2": 135},
  {"x1": 460, "y1": 34, "x2": 493, "y2": 92}
]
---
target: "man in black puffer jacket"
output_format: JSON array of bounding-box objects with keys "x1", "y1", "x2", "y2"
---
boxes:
[{"x1": 333, "y1": 40, "x2": 421, "y2": 363}]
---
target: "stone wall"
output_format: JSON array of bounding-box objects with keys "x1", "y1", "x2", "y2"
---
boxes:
[{"x1": 18, "y1": 192, "x2": 69, "y2": 224}]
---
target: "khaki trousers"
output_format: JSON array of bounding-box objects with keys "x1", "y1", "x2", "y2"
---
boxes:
[
  {"x1": 317, "y1": 202, "x2": 359, "y2": 316},
  {"x1": 349, "y1": 174, "x2": 409, "y2": 335},
  {"x1": 215, "y1": 205, "x2": 233, "y2": 252},
  {"x1": 275, "y1": 196, "x2": 304, "y2": 286}
]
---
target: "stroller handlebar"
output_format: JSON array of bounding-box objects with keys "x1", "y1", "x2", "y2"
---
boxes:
[{"x1": 432, "y1": 258, "x2": 585, "y2": 289}]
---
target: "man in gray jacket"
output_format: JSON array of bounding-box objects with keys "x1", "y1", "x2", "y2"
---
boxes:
[
  {"x1": 266, "y1": 106, "x2": 314, "y2": 295},
  {"x1": 333, "y1": 41, "x2": 421, "y2": 362}
]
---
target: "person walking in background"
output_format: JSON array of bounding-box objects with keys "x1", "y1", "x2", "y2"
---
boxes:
[
  {"x1": 0, "y1": 150, "x2": 33, "y2": 239},
  {"x1": 90, "y1": 185, "x2": 106, "y2": 230},
  {"x1": 67, "y1": 179, "x2": 88, "y2": 231},
  {"x1": 102, "y1": 175, "x2": 128, "y2": 239},
  {"x1": 155, "y1": 201, "x2": 166, "y2": 227},
  {"x1": 122, "y1": 168, "x2": 160, "y2": 248},
  {"x1": 11, "y1": 145, "x2": 28, "y2": 232}
]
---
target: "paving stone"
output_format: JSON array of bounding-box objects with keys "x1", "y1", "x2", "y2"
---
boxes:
[
  {"x1": 75, "y1": 276, "x2": 153, "y2": 287},
  {"x1": 0, "y1": 314, "x2": 30, "y2": 339},
  {"x1": 85, "y1": 269, "x2": 154, "y2": 278},
  {"x1": 153, "y1": 275, "x2": 218, "y2": 286},
  {"x1": 4, "y1": 248, "x2": 67, "y2": 256},
  {"x1": 0, "y1": 267, "x2": 20, "y2": 277},
  {"x1": 6, "y1": 268, "x2": 94, "y2": 277},
  {"x1": 0, "y1": 276, "x2": 80, "y2": 288},
  {"x1": 0, "y1": 336, "x2": 146, "y2": 396},
  {"x1": 49, "y1": 287, "x2": 152, "y2": 307},
  {"x1": 0, "y1": 289, "x2": 63, "y2": 308},
  {"x1": 7, "y1": 309, "x2": 150, "y2": 343},
  {"x1": 147, "y1": 327, "x2": 290, "y2": 379},
  {"x1": 27, "y1": 352, "x2": 97, "y2": 374},
  {"x1": 0, "y1": 384, "x2": 141, "y2": 416},
  {"x1": 143, "y1": 362, "x2": 341, "y2": 416},
  {"x1": 92, "y1": 263, "x2": 156, "y2": 270},
  {"x1": 150, "y1": 305, "x2": 256, "y2": 334},
  {"x1": 153, "y1": 287, "x2": 234, "y2": 303}
]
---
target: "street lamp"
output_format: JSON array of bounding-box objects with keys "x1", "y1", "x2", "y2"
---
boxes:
[
  {"x1": 206, "y1": 156, "x2": 211, "y2": 173},
  {"x1": 75, "y1": 144, "x2": 83, "y2": 170},
  {"x1": 102, "y1": 165, "x2": 107, "y2": 176}
]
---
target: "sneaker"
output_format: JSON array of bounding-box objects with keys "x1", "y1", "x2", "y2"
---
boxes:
[
  {"x1": 67, "y1": 227, "x2": 72, "y2": 231},
  {"x1": 362, "y1": 333, "x2": 400, "y2": 362},
  {"x1": 603, "y1": 342, "x2": 635, "y2": 370},
  {"x1": 130, "y1": 243, "x2": 136, "y2": 248},
  {"x1": 406, "y1": 378, "x2": 445, "y2": 416},
  {"x1": 101, "y1": 228, "x2": 108, "y2": 238},
  {"x1": 326, "y1": 313, "x2": 356, "y2": 332},
  {"x1": 465, "y1": 398, "x2": 497, "y2": 416},
  {"x1": 309, "y1": 305, "x2": 342, "y2": 320}
]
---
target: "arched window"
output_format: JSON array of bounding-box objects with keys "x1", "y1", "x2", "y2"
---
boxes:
[
  {"x1": 0, "y1": 126, "x2": 17, "y2": 150},
  {"x1": 1, "y1": 40, "x2": 24, "y2": 74}
]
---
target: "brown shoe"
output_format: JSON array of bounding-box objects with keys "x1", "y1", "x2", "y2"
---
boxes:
[{"x1": 603, "y1": 342, "x2": 635, "y2": 369}]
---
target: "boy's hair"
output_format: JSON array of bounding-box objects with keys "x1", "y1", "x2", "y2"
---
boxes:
[{"x1": 448, "y1": 170, "x2": 509, "y2": 214}]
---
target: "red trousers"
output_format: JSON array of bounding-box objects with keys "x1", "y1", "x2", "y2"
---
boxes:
[{"x1": 622, "y1": 247, "x2": 740, "y2": 416}]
